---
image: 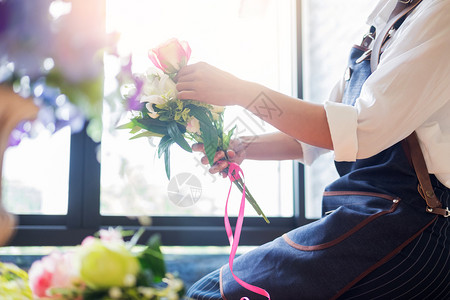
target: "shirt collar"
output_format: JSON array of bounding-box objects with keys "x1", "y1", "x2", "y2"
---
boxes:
[{"x1": 366, "y1": 0, "x2": 397, "y2": 29}]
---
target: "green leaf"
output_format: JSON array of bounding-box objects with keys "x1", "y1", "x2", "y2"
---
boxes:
[
  {"x1": 167, "y1": 121, "x2": 192, "y2": 153},
  {"x1": 130, "y1": 131, "x2": 163, "y2": 140},
  {"x1": 187, "y1": 105, "x2": 219, "y2": 166},
  {"x1": 132, "y1": 118, "x2": 169, "y2": 136},
  {"x1": 129, "y1": 125, "x2": 143, "y2": 134},
  {"x1": 82, "y1": 291, "x2": 109, "y2": 300},
  {"x1": 155, "y1": 134, "x2": 172, "y2": 180},
  {"x1": 164, "y1": 145, "x2": 171, "y2": 179},
  {"x1": 158, "y1": 135, "x2": 173, "y2": 158},
  {"x1": 117, "y1": 122, "x2": 145, "y2": 135},
  {"x1": 223, "y1": 125, "x2": 236, "y2": 150},
  {"x1": 138, "y1": 235, "x2": 166, "y2": 283},
  {"x1": 116, "y1": 121, "x2": 135, "y2": 130},
  {"x1": 136, "y1": 268, "x2": 155, "y2": 287}
]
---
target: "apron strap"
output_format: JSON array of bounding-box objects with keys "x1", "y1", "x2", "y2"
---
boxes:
[
  {"x1": 370, "y1": 0, "x2": 448, "y2": 217},
  {"x1": 405, "y1": 133, "x2": 448, "y2": 217},
  {"x1": 370, "y1": 0, "x2": 423, "y2": 72}
]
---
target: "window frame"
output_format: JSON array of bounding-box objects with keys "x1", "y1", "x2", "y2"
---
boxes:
[{"x1": 9, "y1": 0, "x2": 317, "y2": 247}]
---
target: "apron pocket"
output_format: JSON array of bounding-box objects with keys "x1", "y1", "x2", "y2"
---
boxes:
[{"x1": 283, "y1": 191, "x2": 400, "y2": 251}]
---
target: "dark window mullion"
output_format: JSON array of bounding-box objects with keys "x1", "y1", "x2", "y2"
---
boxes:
[
  {"x1": 294, "y1": 0, "x2": 315, "y2": 227},
  {"x1": 81, "y1": 130, "x2": 101, "y2": 229},
  {"x1": 67, "y1": 127, "x2": 87, "y2": 229}
]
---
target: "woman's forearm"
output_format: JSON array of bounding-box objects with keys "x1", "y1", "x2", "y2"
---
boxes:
[
  {"x1": 238, "y1": 81, "x2": 333, "y2": 150},
  {"x1": 239, "y1": 132, "x2": 304, "y2": 162}
]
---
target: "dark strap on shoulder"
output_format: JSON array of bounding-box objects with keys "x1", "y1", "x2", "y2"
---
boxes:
[{"x1": 370, "y1": 0, "x2": 423, "y2": 72}]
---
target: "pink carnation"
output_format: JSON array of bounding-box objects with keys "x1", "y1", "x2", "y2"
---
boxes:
[{"x1": 28, "y1": 250, "x2": 79, "y2": 298}]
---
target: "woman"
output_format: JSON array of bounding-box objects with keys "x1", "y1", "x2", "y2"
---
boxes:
[{"x1": 176, "y1": 0, "x2": 450, "y2": 299}]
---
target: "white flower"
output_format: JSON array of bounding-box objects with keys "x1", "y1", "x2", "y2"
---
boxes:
[
  {"x1": 140, "y1": 95, "x2": 165, "y2": 118},
  {"x1": 186, "y1": 117, "x2": 201, "y2": 134},
  {"x1": 142, "y1": 70, "x2": 177, "y2": 99}
]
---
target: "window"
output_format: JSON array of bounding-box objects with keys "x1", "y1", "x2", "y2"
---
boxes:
[
  {"x1": 4, "y1": 128, "x2": 70, "y2": 215},
  {"x1": 7, "y1": 0, "x2": 376, "y2": 247},
  {"x1": 8, "y1": 0, "x2": 301, "y2": 247},
  {"x1": 101, "y1": 0, "x2": 296, "y2": 219}
]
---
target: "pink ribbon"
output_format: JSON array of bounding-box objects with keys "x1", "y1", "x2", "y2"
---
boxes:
[{"x1": 225, "y1": 163, "x2": 271, "y2": 300}]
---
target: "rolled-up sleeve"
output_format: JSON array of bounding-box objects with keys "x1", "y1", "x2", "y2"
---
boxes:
[{"x1": 324, "y1": 101, "x2": 359, "y2": 161}]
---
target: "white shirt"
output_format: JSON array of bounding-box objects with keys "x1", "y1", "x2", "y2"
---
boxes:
[{"x1": 301, "y1": 0, "x2": 450, "y2": 188}]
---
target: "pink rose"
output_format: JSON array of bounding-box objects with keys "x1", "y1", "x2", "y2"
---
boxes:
[
  {"x1": 148, "y1": 38, "x2": 191, "y2": 74},
  {"x1": 28, "y1": 251, "x2": 80, "y2": 298}
]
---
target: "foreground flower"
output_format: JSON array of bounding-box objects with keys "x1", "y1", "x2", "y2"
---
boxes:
[
  {"x1": 28, "y1": 251, "x2": 80, "y2": 298},
  {"x1": 148, "y1": 38, "x2": 191, "y2": 74},
  {"x1": 0, "y1": 262, "x2": 32, "y2": 299},
  {"x1": 77, "y1": 239, "x2": 140, "y2": 289},
  {"x1": 2, "y1": 228, "x2": 185, "y2": 299}
]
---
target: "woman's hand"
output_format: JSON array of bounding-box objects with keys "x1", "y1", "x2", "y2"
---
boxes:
[
  {"x1": 192, "y1": 138, "x2": 247, "y2": 178},
  {"x1": 176, "y1": 62, "x2": 252, "y2": 106}
]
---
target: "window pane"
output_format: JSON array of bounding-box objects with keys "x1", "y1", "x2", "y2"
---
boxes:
[
  {"x1": 101, "y1": 0, "x2": 296, "y2": 217},
  {"x1": 302, "y1": 0, "x2": 376, "y2": 218},
  {"x1": 3, "y1": 127, "x2": 70, "y2": 215}
]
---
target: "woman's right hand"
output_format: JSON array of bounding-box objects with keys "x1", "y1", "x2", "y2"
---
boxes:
[
  {"x1": 176, "y1": 62, "x2": 253, "y2": 107},
  {"x1": 192, "y1": 138, "x2": 247, "y2": 178}
]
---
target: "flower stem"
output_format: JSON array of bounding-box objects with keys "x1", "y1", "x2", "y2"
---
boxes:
[
  {"x1": 232, "y1": 178, "x2": 270, "y2": 224},
  {"x1": 222, "y1": 161, "x2": 270, "y2": 224}
]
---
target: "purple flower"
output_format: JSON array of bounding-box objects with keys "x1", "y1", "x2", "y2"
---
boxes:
[
  {"x1": 127, "y1": 77, "x2": 144, "y2": 111},
  {"x1": 8, "y1": 121, "x2": 29, "y2": 147},
  {"x1": 117, "y1": 56, "x2": 144, "y2": 111},
  {"x1": 0, "y1": 0, "x2": 54, "y2": 78}
]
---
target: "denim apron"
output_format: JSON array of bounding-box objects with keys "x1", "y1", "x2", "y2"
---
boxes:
[{"x1": 219, "y1": 12, "x2": 448, "y2": 300}]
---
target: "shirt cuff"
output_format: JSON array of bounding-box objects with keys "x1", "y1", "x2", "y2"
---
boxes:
[
  {"x1": 324, "y1": 101, "x2": 359, "y2": 162},
  {"x1": 296, "y1": 141, "x2": 330, "y2": 165}
]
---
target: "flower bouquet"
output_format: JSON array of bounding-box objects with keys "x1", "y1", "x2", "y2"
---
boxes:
[
  {"x1": 22, "y1": 228, "x2": 185, "y2": 299},
  {"x1": 117, "y1": 38, "x2": 269, "y2": 223}
]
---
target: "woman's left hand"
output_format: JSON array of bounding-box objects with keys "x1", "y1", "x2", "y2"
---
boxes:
[{"x1": 176, "y1": 62, "x2": 250, "y2": 106}]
